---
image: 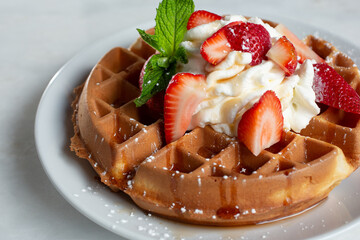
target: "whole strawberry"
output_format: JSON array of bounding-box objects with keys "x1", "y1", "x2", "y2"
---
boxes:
[
  {"x1": 313, "y1": 62, "x2": 360, "y2": 114},
  {"x1": 225, "y1": 22, "x2": 271, "y2": 66}
]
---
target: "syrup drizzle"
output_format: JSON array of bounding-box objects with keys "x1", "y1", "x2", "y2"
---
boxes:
[
  {"x1": 112, "y1": 113, "x2": 123, "y2": 144},
  {"x1": 216, "y1": 172, "x2": 241, "y2": 219},
  {"x1": 168, "y1": 147, "x2": 184, "y2": 215}
]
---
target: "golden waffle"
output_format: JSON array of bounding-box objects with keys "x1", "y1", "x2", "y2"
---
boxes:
[
  {"x1": 70, "y1": 29, "x2": 360, "y2": 225},
  {"x1": 301, "y1": 36, "x2": 360, "y2": 167}
]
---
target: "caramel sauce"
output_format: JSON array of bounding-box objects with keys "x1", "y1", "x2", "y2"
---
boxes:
[
  {"x1": 219, "y1": 178, "x2": 226, "y2": 206},
  {"x1": 112, "y1": 114, "x2": 123, "y2": 144},
  {"x1": 325, "y1": 123, "x2": 337, "y2": 145},
  {"x1": 169, "y1": 173, "x2": 184, "y2": 215},
  {"x1": 216, "y1": 206, "x2": 241, "y2": 219},
  {"x1": 166, "y1": 148, "x2": 172, "y2": 169},
  {"x1": 284, "y1": 169, "x2": 293, "y2": 207},
  {"x1": 230, "y1": 178, "x2": 238, "y2": 206},
  {"x1": 109, "y1": 177, "x2": 118, "y2": 186},
  {"x1": 166, "y1": 147, "x2": 176, "y2": 171},
  {"x1": 169, "y1": 147, "x2": 185, "y2": 215},
  {"x1": 216, "y1": 174, "x2": 241, "y2": 219},
  {"x1": 283, "y1": 197, "x2": 292, "y2": 206}
]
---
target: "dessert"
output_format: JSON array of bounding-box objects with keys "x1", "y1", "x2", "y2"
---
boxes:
[{"x1": 70, "y1": 0, "x2": 360, "y2": 225}]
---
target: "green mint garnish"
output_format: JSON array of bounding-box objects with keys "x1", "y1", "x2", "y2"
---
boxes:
[
  {"x1": 135, "y1": 55, "x2": 176, "y2": 107},
  {"x1": 134, "y1": 0, "x2": 194, "y2": 107}
]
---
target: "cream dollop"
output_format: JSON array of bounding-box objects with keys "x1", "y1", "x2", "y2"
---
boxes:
[
  {"x1": 281, "y1": 60, "x2": 320, "y2": 132},
  {"x1": 181, "y1": 15, "x2": 320, "y2": 137}
]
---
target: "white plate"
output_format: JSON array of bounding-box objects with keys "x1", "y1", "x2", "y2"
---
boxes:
[{"x1": 35, "y1": 18, "x2": 360, "y2": 240}]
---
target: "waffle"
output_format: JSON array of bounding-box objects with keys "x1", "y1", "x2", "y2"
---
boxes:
[{"x1": 70, "y1": 27, "x2": 360, "y2": 225}]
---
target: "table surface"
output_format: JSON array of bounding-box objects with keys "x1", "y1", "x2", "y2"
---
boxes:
[{"x1": 2, "y1": 0, "x2": 360, "y2": 239}]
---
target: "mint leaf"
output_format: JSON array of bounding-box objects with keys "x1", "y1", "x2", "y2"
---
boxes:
[
  {"x1": 174, "y1": 46, "x2": 188, "y2": 64},
  {"x1": 155, "y1": 0, "x2": 194, "y2": 56},
  {"x1": 134, "y1": 54, "x2": 176, "y2": 107},
  {"x1": 135, "y1": 0, "x2": 194, "y2": 107},
  {"x1": 136, "y1": 29, "x2": 160, "y2": 52},
  {"x1": 156, "y1": 56, "x2": 171, "y2": 68}
]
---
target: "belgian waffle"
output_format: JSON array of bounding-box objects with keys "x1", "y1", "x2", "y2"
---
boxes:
[{"x1": 70, "y1": 28, "x2": 360, "y2": 225}]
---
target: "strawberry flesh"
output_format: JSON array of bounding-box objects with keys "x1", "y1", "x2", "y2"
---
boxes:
[
  {"x1": 225, "y1": 22, "x2": 271, "y2": 66},
  {"x1": 187, "y1": 10, "x2": 222, "y2": 30},
  {"x1": 275, "y1": 24, "x2": 324, "y2": 64},
  {"x1": 164, "y1": 73, "x2": 206, "y2": 143},
  {"x1": 201, "y1": 21, "x2": 271, "y2": 66},
  {"x1": 200, "y1": 25, "x2": 233, "y2": 65},
  {"x1": 237, "y1": 90, "x2": 284, "y2": 156},
  {"x1": 266, "y1": 36, "x2": 297, "y2": 76},
  {"x1": 313, "y1": 62, "x2": 360, "y2": 114}
]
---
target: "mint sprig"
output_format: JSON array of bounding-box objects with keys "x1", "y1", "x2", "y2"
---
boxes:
[
  {"x1": 134, "y1": 0, "x2": 194, "y2": 107},
  {"x1": 135, "y1": 55, "x2": 176, "y2": 107}
]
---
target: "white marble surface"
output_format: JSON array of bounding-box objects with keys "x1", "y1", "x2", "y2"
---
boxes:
[{"x1": 1, "y1": 0, "x2": 360, "y2": 239}]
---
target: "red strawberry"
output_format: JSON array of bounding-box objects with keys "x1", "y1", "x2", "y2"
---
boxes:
[
  {"x1": 201, "y1": 22, "x2": 271, "y2": 66},
  {"x1": 313, "y1": 62, "x2": 360, "y2": 114},
  {"x1": 237, "y1": 91, "x2": 284, "y2": 156},
  {"x1": 225, "y1": 22, "x2": 271, "y2": 66},
  {"x1": 275, "y1": 24, "x2": 324, "y2": 64},
  {"x1": 200, "y1": 25, "x2": 233, "y2": 65},
  {"x1": 187, "y1": 10, "x2": 222, "y2": 30},
  {"x1": 139, "y1": 54, "x2": 164, "y2": 114},
  {"x1": 266, "y1": 36, "x2": 297, "y2": 76},
  {"x1": 164, "y1": 73, "x2": 206, "y2": 143}
]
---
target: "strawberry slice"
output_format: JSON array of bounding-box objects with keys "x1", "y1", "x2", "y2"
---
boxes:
[
  {"x1": 313, "y1": 62, "x2": 360, "y2": 114},
  {"x1": 201, "y1": 22, "x2": 271, "y2": 66},
  {"x1": 139, "y1": 54, "x2": 164, "y2": 114},
  {"x1": 187, "y1": 10, "x2": 222, "y2": 30},
  {"x1": 237, "y1": 91, "x2": 284, "y2": 156},
  {"x1": 275, "y1": 24, "x2": 324, "y2": 64},
  {"x1": 200, "y1": 25, "x2": 233, "y2": 65},
  {"x1": 164, "y1": 73, "x2": 206, "y2": 143},
  {"x1": 266, "y1": 36, "x2": 297, "y2": 76}
]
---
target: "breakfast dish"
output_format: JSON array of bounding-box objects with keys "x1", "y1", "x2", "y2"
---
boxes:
[{"x1": 70, "y1": 0, "x2": 360, "y2": 226}]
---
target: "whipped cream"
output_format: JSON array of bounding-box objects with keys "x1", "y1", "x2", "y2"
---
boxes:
[{"x1": 179, "y1": 15, "x2": 320, "y2": 137}]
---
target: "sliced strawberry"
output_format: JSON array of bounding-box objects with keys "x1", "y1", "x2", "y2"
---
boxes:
[
  {"x1": 275, "y1": 24, "x2": 324, "y2": 64},
  {"x1": 225, "y1": 22, "x2": 271, "y2": 66},
  {"x1": 187, "y1": 10, "x2": 222, "y2": 30},
  {"x1": 139, "y1": 54, "x2": 164, "y2": 114},
  {"x1": 237, "y1": 91, "x2": 284, "y2": 156},
  {"x1": 164, "y1": 73, "x2": 206, "y2": 143},
  {"x1": 313, "y1": 62, "x2": 360, "y2": 114},
  {"x1": 200, "y1": 25, "x2": 232, "y2": 65},
  {"x1": 266, "y1": 36, "x2": 297, "y2": 76},
  {"x1": 201, "y1": 22, "x2": 271, "y2": 66}
]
